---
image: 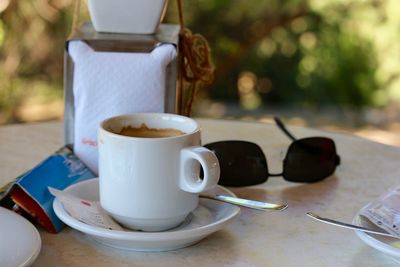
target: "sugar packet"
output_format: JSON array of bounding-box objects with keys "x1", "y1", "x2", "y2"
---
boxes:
[
  {"x1": 49, "y1": 187, "x2": 123, "y2": 231},
  {"x1": 359, "y1": 186, "x2": 400, "y2": 236}
]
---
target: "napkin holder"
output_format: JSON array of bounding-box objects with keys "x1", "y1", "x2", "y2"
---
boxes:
[
  {"x1": 0, "y1": 23, "x2": 181, "y2": 233},
  {"x1": 64, "y1": 22, "x2": 180, "y2": 146}
]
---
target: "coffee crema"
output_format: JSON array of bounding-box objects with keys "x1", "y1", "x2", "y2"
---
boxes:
[{"x1": 118, "y1": 123, "x2": 185, "y2": 138}]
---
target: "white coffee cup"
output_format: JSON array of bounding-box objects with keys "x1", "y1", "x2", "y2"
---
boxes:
[{"x1": 98, "y1": 113, "x2": 220, "y2": 231}]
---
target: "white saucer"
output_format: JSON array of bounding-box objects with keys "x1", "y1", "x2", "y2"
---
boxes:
[
  {"x1": 53, "y1": 178, "x2": 240, "y2": 251},
  {"x1": 0, "y1": 207, "x2": 41, "y2": 267},
  {"x1": 353, "y1": 211, "x2": 400, "y2": 258}
]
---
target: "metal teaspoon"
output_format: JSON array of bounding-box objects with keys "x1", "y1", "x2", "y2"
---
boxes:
[
  {"x1": 200, "y1": 194, "x2": 288, "y2": 211},
  {"x1": 306, "y1": 212, "x2": 400, "y2": 239}
]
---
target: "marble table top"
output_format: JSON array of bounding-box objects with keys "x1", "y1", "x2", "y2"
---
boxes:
[{"x1": 1, "y1": 118, "x2": 400, "y2": 267}]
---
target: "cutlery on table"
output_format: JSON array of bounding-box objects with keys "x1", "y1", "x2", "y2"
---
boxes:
[
  {"x1": 200, "y1": 194, "x2": 288, "y2": 211},
  {"x1": 306, "y1": 212, "x2": 400, "y2": 239}
]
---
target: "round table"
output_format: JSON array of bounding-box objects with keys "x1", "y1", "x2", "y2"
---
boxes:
[{"x1": 1, "y1": 118, "x2": 400, "y2": 267}]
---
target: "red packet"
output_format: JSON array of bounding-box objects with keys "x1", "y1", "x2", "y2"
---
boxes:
[{"x1": 0, "y1": 146, "x2": 95, "y2": 233}]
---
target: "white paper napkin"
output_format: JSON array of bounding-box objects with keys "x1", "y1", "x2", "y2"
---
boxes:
[
  {"x1": 68, "y1": 41, "x2": 176, "y2": 173},
  {"x1": 360, "y1": 185, "x2": 400, "y2": 236}
]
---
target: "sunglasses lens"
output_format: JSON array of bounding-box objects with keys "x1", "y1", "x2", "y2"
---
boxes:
[
  {"x1": 204, "y1": 141, "x2": 268, "y2": 186},
  {"x1": 283, "y1": 137, "x2": 338, "y2": 183}
]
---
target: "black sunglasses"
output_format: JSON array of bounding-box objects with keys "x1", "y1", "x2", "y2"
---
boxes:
[{"x1": 204, "y1": 117, "x2": 340, "y2": 187}]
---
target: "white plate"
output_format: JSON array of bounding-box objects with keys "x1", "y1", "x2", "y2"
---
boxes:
[
  {"x1": 53, "y1": 178, "x2": 240, "y2": 251},
  {"x1": 0, "y1": 207, "x2": 41, "y2": 267},
  {"x1": 353, "y1": 212, "x2": 400, "y2": 258}
]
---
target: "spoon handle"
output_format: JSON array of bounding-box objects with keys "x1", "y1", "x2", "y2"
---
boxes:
[
  {"x1": 200, "y1": 194, "x2": 288, "y2": 211},
  {"x1": 306, "y1": 212, "x2": 400, "y2": 239}
]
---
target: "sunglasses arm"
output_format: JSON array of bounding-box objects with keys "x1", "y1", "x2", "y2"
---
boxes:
[
  {"x1": 274, "y1": 117, "x2": 297, "y2": 141},
  {"x1": 275, "y1": 117, "x2": 341, "y2": 167}
]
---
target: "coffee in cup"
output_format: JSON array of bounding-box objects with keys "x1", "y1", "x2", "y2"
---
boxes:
[
  {"x1": 118, "y1": 123, "x2": 185, "y2": 138},
  {"x1": 98, "y1": 113, "x2": 220, "y2": 231}
]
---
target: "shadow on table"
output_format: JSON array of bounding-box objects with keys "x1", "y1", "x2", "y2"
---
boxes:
[
  {"x1": 226, "y1": 174, "x2": 339, "y2": 208},
  {"x1": 74, "y1": 227, "x2": 241, "y2": 266},
  {"x1": 274, "y1": 175, "x2": 339, "y2": 210},
  {"x1": 280, "y1": 175, "x2": 339, "y2": 207},
  {"x1": 227, "y1": 186, "x2": 270, "y2": 201},
  {"x1": 349, "y1": 245, "x2": 400, "y2": 266}
]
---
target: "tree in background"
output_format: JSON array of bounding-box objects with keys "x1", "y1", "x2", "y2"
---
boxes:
[
  {"x1": 0, "y1": 0, "x2": 73, "y2": 123},
  {"x1": 0, "y1": 0, "x2": 399, "y2": 124},
  {"x1": 166, "y1": 0, "x2": 396, "y2": 120}
]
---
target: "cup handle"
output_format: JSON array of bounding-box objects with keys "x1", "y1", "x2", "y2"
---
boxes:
[{"x1": 179, "y1": 146, "x2": 220, "y2": 193}]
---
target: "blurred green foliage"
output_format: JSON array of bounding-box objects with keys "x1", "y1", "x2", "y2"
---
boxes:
[
  {"x1": 0, "y1": 0, "x2": 399, "y2": 123},
  {"x1": 166, "y1": 0, "x2": 396, "y2": 112},
  {"x1": 0, "y1": 0, "x2": 74, "y2": 123}
]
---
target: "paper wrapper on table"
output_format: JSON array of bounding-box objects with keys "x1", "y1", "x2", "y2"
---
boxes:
[
  {"x1": 0, "y1": 146, "x2": 95, "y2": 233},
  {"x1": 359, "y1": 185, "x2": 400, "y2": 237},
  {"x1": 64, "y1": 22, "x2": 179, "y2": 173}
]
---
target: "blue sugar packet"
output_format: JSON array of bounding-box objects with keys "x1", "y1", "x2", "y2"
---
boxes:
[{"x1": 0, "y1": 146, "x2": 95, "y2": 233}]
